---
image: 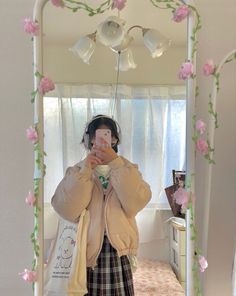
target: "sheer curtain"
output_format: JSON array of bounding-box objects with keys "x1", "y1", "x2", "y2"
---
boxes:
[{"x1": 44, "y1": 84, "x2": 186, "y2": 207}]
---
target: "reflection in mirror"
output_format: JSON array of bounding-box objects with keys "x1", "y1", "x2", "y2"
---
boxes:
[{"x1": 42, "y1": 1, "x2": 187, "y2": 294}]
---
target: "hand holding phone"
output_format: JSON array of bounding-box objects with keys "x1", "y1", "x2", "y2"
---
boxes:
[{"x1": 94, "y1": 129, "x2": 117, "y2": 164}]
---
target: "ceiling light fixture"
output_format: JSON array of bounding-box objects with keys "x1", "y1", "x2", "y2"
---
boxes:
[{"x1": 70, "y1": 16, "x2": 171, "y2": 71}]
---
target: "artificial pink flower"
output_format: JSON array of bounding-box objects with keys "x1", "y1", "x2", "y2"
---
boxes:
[
  {"x1": 198, "y1": 255, "x2": 208, "y2": 272},
  {"x1": 51, "y1": 0, "x2": 64, "y2": 7},
  {"x1": 38, "y1": 77, "x2": 55, "y2": 95},
  {"x1": 196, "y1": 138, "x2": 209, "y2": 155},
  {"x1": 196, "y1": 119, "x2": 206, "y2": 135},
  {"x1": 19, "y1": 269, "x2": 37, "y2": 282},
  {"x1": 112, "y1": 0, "x2": 127, "y2": 10},
  {"x1": 173, "y1": 188, "x2": 190, "y2": 209},
  {"x1": 172, "y1": 5, "x2": 190, "y2": 23},
  {"x1": 26, "y1": 126, "x2": 38, "y2": 144},
  {"x1": 23, "y1": 18, "x2": 39, "y2": 36},
  {"x1": 178, "y1": 62, "x2": 194, "y2": 80},
  {"x1": 203, "y1": 59, "x2": 215, "y2": 76},
  {"x1": 25, "y1": 191, "x2": 36, "y2": 206}
]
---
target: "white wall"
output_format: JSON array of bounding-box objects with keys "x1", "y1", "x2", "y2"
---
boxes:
[
  {"x1": 44, "y1": 44, "x2": 186, "y2": 85},
  {"x1": 0, "y1": 0, "x2": 35, "y2": 295},
  {"x1": 0, "y1": 1, "x2": 235, "y2": 295},
  {"x1": 195, "y1": 1, "x2": 236, "y2": 295},
  {"x1": 137, "y1": 209, "x2": 173, "y2": 262}
]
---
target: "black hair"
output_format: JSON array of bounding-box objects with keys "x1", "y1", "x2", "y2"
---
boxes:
[{"x1": 81, "y1": 115, "x2": 121, "y2": 152}]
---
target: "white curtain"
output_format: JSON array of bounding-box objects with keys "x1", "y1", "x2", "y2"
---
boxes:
[{"x1": 43, "y1": 84, "x2": 186, "y2": 207}]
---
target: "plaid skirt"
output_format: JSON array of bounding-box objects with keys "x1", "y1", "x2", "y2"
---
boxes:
[{"x1": 85, "y1": 235, "x2": 134, "y2": 296}]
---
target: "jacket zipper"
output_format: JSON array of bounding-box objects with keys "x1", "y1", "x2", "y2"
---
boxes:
[
  {"x1": 103, "y1": 187, "x2": 118, "y2": 251},
  {"x1": 92, "y1": 229, "x2": 104, "y2": 270},
  {"x1": 91, "y1": 177, "x2": 106, "y2": 269}
]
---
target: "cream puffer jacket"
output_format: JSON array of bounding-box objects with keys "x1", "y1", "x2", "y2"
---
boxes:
[{"x1": 51, "y1": 156, "x2": 152, "y2": 268}]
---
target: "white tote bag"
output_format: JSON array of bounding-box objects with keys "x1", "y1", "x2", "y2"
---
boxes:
[{"x1": 44, "y1": 209, "x2": 90, "y2": 296}]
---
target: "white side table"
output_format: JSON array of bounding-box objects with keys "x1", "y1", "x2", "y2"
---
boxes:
[{"x1": 169, "y1": 220, "x2": 186, "y2": 288}]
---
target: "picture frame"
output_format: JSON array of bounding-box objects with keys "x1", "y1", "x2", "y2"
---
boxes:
[
  {"x1": 172, "y1": 170, "x2": 186, "y2": 188},
  {"x1": 165, "y1": 184, "x2": 185, "y2": 218}
]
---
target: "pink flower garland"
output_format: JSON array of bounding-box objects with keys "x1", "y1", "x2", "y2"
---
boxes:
[
  {"x1": 112, "y1": 0, "x2": 127, "y2": 10},
  {"x1": 25, "y1": 191, "x2": 36, "y2": 206},
  {"x1": 194, "y1": 119, "x2": 209, "y2": 155},
  {"x1": 198, "y1": 255, "x2": 208, "y2": 272},
  {"x1": 23, "y1": 18, "x2": 39, "y2": 36},
  {"x1": 19, "y1": 269, "x2": 37, "y2": 283},
  {"x1": 26, "y1": 126, "x2": 38, "y2": 144},
  {"x1": 203, "y1": 60, "x2": 216, "y2": 76},
  {"x1": 173, "y1": 187, "x2": 190, "y2": 210},
  {"x1": 196, "y1": 138, "x2": 209, "y2": 155},
  {"x1": 38, "y1": 77, "x2": 55, "y2": 95},
  {"x1": 178, "y1": 61, "x2": 194, "y2": 80},
  {"x1": 196, "y1": 119, "x2": 206, "y2": 135},
  {"x1": 172, "y1": 5, "x2": 190, "y2": 23},
  {"x1": 51, "y1": 0, "x2": 64, "y2": 8}
]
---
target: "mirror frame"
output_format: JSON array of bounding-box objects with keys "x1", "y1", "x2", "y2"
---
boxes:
[{"x1": 32, "y1": 0, "x2": 196, "y2": 295}]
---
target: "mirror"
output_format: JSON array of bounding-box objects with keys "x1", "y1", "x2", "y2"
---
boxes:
[{"x1": 33, "y1": 0, "x2": 194, "y2": 295}]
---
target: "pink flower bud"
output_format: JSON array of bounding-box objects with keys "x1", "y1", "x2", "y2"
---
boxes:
[
  {"x1": 173, "y1": 188, "x2": 190, "y2": 209},
  {"x1": 172, "y1": 5, "x2": 190, "y2": 23},
  {"x1": 51, "y1": 0, "x2": 64, "y2": 7},
  {"x1": 178, "y1": 62, "x2": 194, "y2": 80},
  {"x1": 26, "y1": 126, "x2": 38, "y2": 144},
  {"x1": 196, "y1": 119, "x2": 206, "y2": 135},
  {"x1": 38, "y1": 77, "x2": 55, "y2": 95},
  {"x1": 23, "y1": 18, "x2": 39, "y2": 36},
  {"x1": 196, "y1": 138, "x2": 209, "y2": 155},
  {"x1": 203, "y1": 60, "x2": 215, "y2": 76},
  {"x1": 25, "y1": 191, "x2": 36, "y2": 206},
  {"x1": 112, "y1": 0, "x2": 127, "y2": 10},
  {"x1": 198, "y1": 255, "x2": 208, "y2": 272},
  {"x1": 19, "y1": 269, "x2": 37, "y2": 282}
]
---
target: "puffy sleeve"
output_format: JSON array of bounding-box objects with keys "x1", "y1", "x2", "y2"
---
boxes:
[
  {"x1": 51, "y1": 164, "x2": 94, "y2": 223},
  {"x1": 109, "y1": 157, "x2": 152, "y2": 218}
]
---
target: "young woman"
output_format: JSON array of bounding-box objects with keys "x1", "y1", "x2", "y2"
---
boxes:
[{"x1": 51, "y1": 115, "x2": 152, "y2": 295}]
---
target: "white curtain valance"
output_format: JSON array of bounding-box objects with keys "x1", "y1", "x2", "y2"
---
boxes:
[{"x1": 46, "y1": 84, "x2": 186, "y2": 100}]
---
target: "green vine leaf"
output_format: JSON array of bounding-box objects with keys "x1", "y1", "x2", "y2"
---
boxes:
[{"x1": 31, "y1": 90, "x2": 38, "y2": 103}]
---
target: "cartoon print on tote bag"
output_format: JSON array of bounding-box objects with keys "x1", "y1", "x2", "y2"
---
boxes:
[{"x1": 54, "y1": 224, "x2": 77, "y2": 272}]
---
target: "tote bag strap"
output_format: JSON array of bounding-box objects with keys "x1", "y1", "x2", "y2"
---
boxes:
[{"x1": 67, "y1": 209, "x2": 90, "y2": 296}]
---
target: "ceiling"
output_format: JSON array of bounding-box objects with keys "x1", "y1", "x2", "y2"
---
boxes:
[{"x1": 43, "y1": 0, "x2": 187, "y2": 47}]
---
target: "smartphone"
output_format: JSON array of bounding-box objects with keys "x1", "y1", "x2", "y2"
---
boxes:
[{"x1": 95, "y1": 129, "x2": 111, "y2": 148}]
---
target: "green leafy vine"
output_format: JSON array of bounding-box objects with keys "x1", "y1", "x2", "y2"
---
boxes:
[
  {"x1": 62, "y1": 0, "x2": 112, "y2": 15},
  {"x1": 208, "y1": 52, "x2": 236, "y2": 128},
  {"x1": 149, "y1": 0, "x2": 201, "y2": 61},
  {"x1": 27, "y1": 120, "x2": 47, "y2": 291},
  {"x1": 184, "y1": 176, "x2": 203, "y2": 296}
]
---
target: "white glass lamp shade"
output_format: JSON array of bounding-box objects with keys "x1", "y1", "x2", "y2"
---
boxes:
[
  {"x1": 111, "y1": 34, "x2": 134, "y2": 53},
  {"x1": 97, "y1": 16, "x2": 126, "y2": 47},
  {"x1": 143, "y1": 29, "x2": 171, "y2": 58},
  {"x1": 115, "y1": 48, "x2": 137, "y2": 71},
  {"x1": 70, "y1": 35, "x2": 96, "y2": 64}
]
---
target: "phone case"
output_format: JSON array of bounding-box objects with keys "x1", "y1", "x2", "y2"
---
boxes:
[{"x1": 95, "y1": 129, "x2": 111, "y2": 147}]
